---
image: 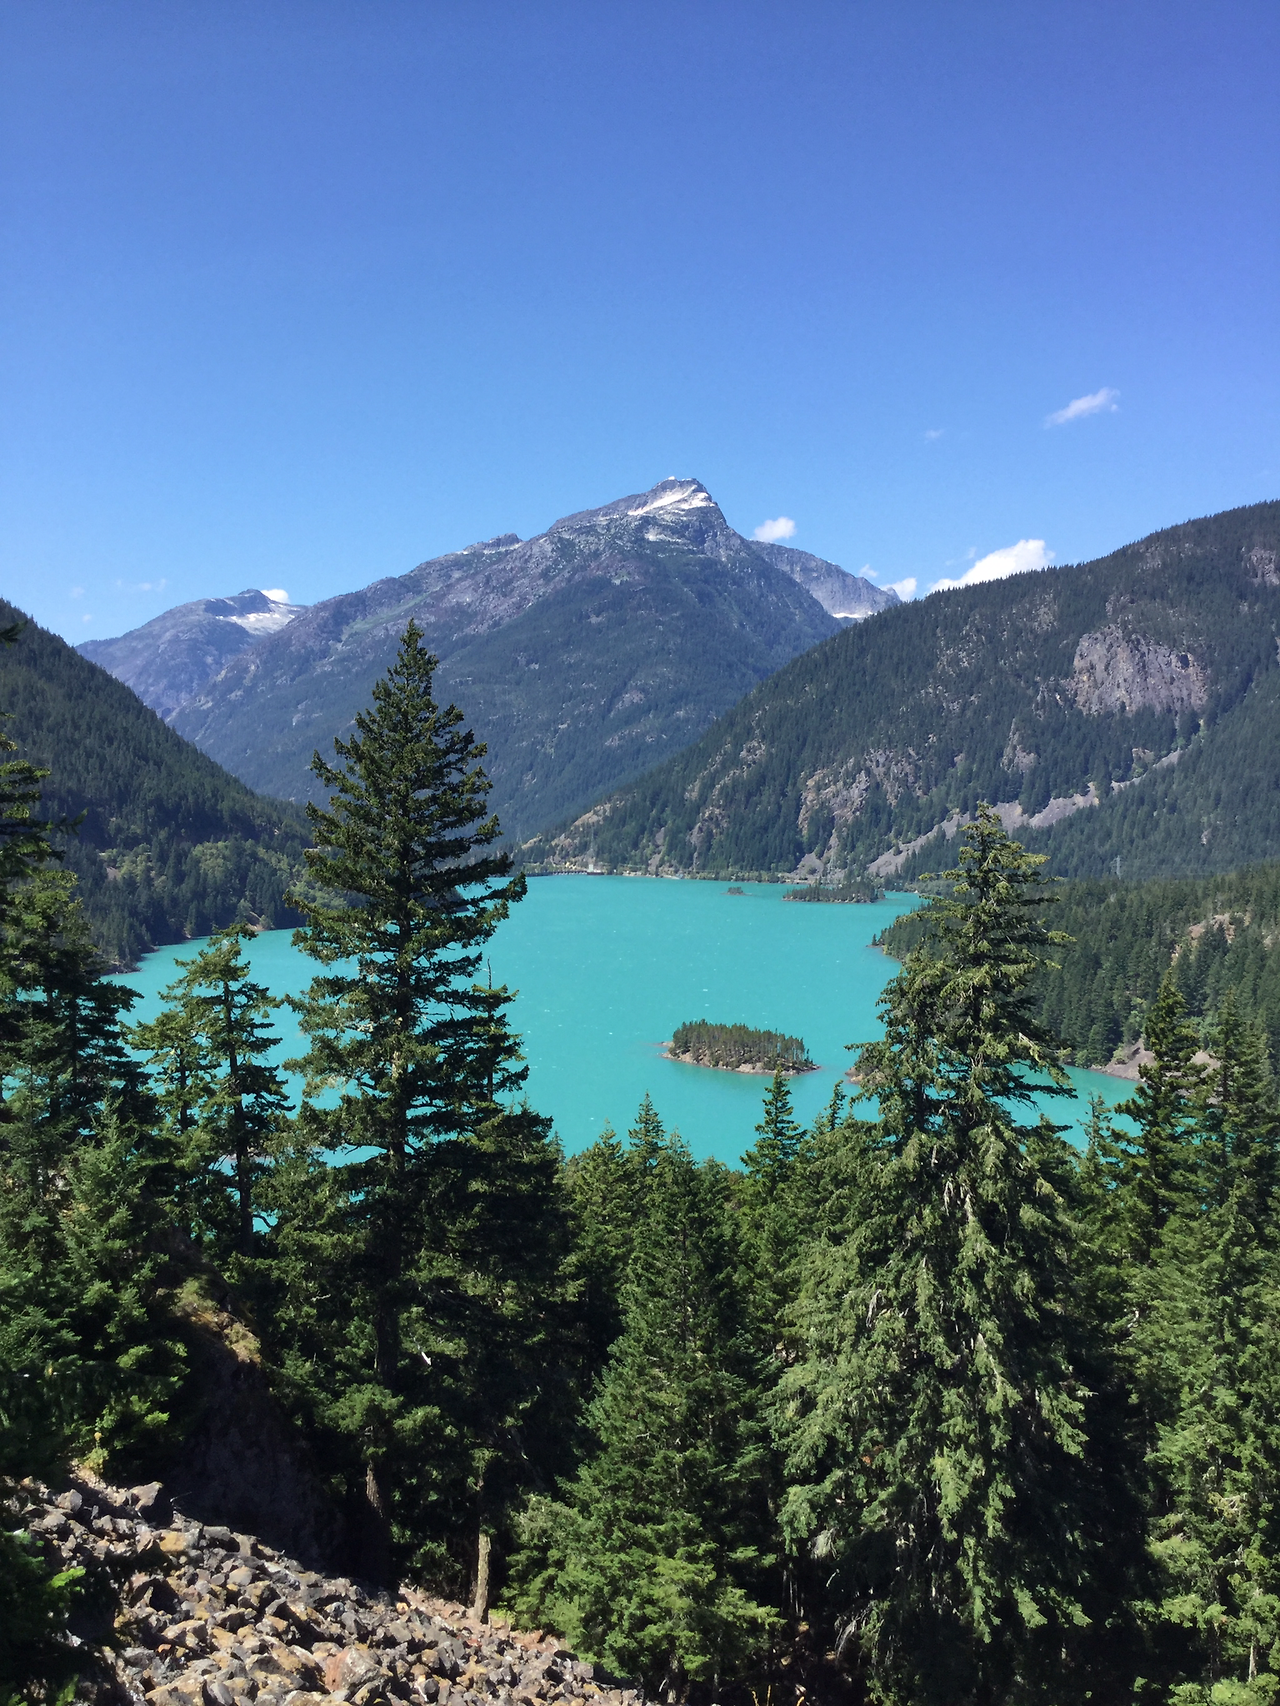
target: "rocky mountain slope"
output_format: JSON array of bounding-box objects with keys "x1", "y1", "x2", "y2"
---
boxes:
[
  {"x1": 13, "y1": 1477, "x2": 636, "y2": 1706},
  {"x1": 79, "y1": 591, "x2": 307, "y2": 721},
  {"x1": 525, "y1": 499, "x2": 1280, "y2": 882},
  {"x1": 167, "y1": 479, "x2": 894, "y2": 841}
]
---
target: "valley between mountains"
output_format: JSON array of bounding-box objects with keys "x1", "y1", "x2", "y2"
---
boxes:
[
  {"x1": 75, "y1": 489, "x2": 1280, "y2": 897},
  {"x1": 8, "y1": 481, "x2": 1280, "y2": 1706}
]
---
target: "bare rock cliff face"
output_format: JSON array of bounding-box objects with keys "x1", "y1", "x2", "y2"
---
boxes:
[
  {"x1": 1068, "y1": 625, "x2": 1209, "y2": 717},
  {"x1": 161, "y1": 1290, "x2": 342, "y2": 1574}
]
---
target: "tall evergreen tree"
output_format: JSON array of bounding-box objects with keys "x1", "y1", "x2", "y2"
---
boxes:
[
  {"x1": 744, "y1": 1069, "x2": 806, "y2": 1180},
  {"x1": 780, "y1": 807, "x2": 1119, "y2": 1706},
  {"x1": 129, "y1": 924, "x2": 289, "y2": 1261},
  {"x1": 740, "y1": 1071, "x2": 812, "y2": 1346},
  {"x1": 563, "y1": 1123, "x2": 640, "y2": 1379},
  {"x1": 628, "y1": 1091, "x2": 668, "y2": 1173},
  {"x1": 1, "y1": 864, "x2": 184, "y2": 1486},
  {"x1": 1139, "y1": 996, "x2": 1280, "y2": 1700},
  {"x1": 1114, "y1": 971, "x2": 1207, "y2": 1265},
  {"x1": 508, "y1": 1134, "x2": 778, "y2": 1695},
  {"x1": 273, "y1": 622, "x2": 562, "y2": 1585},
  {"x1": 0, "y1": 703, "x2": 93, "y2": 1705},
  {"x1": 0, "y1": 659, "x2": 184, "y2": 1696}
]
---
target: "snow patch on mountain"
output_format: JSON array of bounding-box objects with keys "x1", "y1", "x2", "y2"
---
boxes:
[{"x1": 626, "y1": 478, "x2": 716, "y2": 517}]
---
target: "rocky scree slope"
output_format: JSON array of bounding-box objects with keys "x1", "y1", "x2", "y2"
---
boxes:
[
  {"x1": 169, "y1": 480, "x2": 894, "y2": 843},
  {"x1": 526, "y1": 500, "x2": 1280, "y2": 883},
  {"x1": 15, "y1": 1477, "x2": 635, "y2": 1706},
  {"x1": 80, "y1": 593, "x2": 308, "y2": 722}
]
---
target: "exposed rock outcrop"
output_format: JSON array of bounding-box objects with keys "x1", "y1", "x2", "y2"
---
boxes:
[{"x1": 1068, "y1": 626, "x2": 1208, "y2": 717}]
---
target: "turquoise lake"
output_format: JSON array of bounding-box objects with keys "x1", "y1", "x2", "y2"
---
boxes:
[{"x1": 116, "y1": 875, "x2": 1130, "y2": 1165}]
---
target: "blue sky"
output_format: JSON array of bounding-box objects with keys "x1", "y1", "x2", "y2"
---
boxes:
[{"x1": 2, "y1": 0, "x2": 1277, "y2": 643}]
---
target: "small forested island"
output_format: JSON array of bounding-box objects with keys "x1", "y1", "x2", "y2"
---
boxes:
[
  {"x1": 784, "y1": 876, "x2": 883, "y2": 903},
  {"x1": 666, "y1": 1018, "x2": 816, "y2": 1073}
]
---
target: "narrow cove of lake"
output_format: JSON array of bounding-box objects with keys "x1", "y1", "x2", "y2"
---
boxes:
[{"x1": 116, "y1": 875, "x2": 1132, "y2": 1165}]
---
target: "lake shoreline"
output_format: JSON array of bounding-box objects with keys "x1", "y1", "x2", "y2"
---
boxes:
[{"x1": 663, "y1": 1047, "x2": 820, "y2": 1076}]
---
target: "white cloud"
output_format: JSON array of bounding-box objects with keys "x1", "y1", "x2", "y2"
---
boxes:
[
  {"x1": 1045, "y1": 387, "x2": 1119, "y2": 427},
  {"x1": 82, "y1": 614, "x2": 93, "y2": 624},
  {"x1": 931, "y1": 538, "x2": 1053, "y2": 593},
  {"x1": 262, "y1": 587, "x2": 290, "y2": 603},
  {"x1": 70, "y1": 586, "x2": 84, "y2": 598},
  {"x1": 889, "y1": 576, "x2": 917, "y2": 599},
  {"x1": 923, "y1": 428, "x2": 945, "y2": 442},
  {"x1": 753, "y1": 516, "x2": 796, "y2": 542}
]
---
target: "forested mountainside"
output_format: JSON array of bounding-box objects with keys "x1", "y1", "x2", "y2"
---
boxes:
[
  {"x1": 78, "y1": 588, "x2": 306, "y2": 719},
  {"x1": 169, "y1": 478, "x2": 895, "y2": 842},
  {"x1": 878, "y1": 858, "x2": 1280, "y2": 1070},
  {"x1": 527, "y1": 499, "x2": 1280, "y2": 880},
  {"x1": 0, "y1": 603, "x2": 308, "y2": 964}
]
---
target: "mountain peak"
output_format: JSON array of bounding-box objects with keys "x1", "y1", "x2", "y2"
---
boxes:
[
  {"x1": 78, "y1": 588, "x2": 308, "y2": 720},
  {"x1": 625, "y1": 477, "x2": 716, "y2": 518},
  {"x1": 548, "y1": 477, "x2": 724, "y2": 536}
]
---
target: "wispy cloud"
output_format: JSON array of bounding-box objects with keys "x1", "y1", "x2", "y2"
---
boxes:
[
  {"x1": 1045, "y1": 387, "x2": 1119, "y2": 428},
  {"x1": 262, "y1": 587, "x2": 290, "y2": 603},
  {"x1": 889, "y1": 577, "x2": 917, "y2": 599},
  {"x1": 70, "y1": 586, "x2": 84, "y2": 599},
  {"x1": 115, "y1": 577, "x2": 168, "y2": 594},
  {"x1": 923, "y1": 428, "x2": 945, "y2": 442},
  {"x1": 931, "y1": 539, "x2": 1053, "y2": 594},
  {"x1": 81, "y1": 614, "x2": 93, "y2": 624},
  {"x1": 753, "y1": 516, "x2": 796, "y2": 542}
]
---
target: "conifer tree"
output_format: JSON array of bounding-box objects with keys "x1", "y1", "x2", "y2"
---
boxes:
[
  {"x1": 563, "y1": 1124, "x2": 640, "y2": 1377},
  {"x1": 1139, "y1": 996, "x2": 1280, "y2": 1699},
  {"x1": 0, "y1": 633, "x2": 186, "y2": 1689},
  {"x1": 740, "y1": 1071, "x2": 811, "y2": 1344},
  {"x1": 130, "y1": 924, "x2": 289, "y2": 1260},
  {"x1": 1196, "y1": 989, "x2": 1280, "y2": 1214},
  {"x1": 780, "y1": 807, "x2": 1116, "y2": 1706},
  {"x1": 744, "y1": 1069, "x2": 805, "y2": 1180},
  {"x1": 509, "y1": 1135, "x2": 778, "y2": 1694},
  {"x1": 274, "y1": 622, "x2": 561, "y2": 1584},
  {"x1": 1114, "y1": 971, "x2": 1206, "y2": 1265},
  {"x1": 627, "y1": 1091, "x2": 667, "y2": 1173},
  {"x1": 0, "y1": 874, "x2": 184, "y2": 1482}
]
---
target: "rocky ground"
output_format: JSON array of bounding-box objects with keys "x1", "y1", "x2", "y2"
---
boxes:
[{"x1": 13, "y1": 1477, "x2": 642, "y2": 1706}]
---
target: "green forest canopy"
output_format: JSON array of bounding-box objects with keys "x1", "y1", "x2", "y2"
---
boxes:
[
  {"x1": 8, "y1": 622, "x2": 1280, "y2": 1705},
  {"x1": 878, "y1": 856, "x2": 1280, "y2": 1070}
]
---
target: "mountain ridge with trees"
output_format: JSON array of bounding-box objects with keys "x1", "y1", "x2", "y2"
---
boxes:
[
  {"x1": 524, "y1": 499, "x2": 1280, "y2": 883},
  {"x1": 0, "y1": 601, "x2": 310, "y2": 965}
]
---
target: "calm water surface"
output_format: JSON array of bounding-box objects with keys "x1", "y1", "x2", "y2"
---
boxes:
[{"x1": 117, "y1": 875, "x2": 1129, "y2": 1164}]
